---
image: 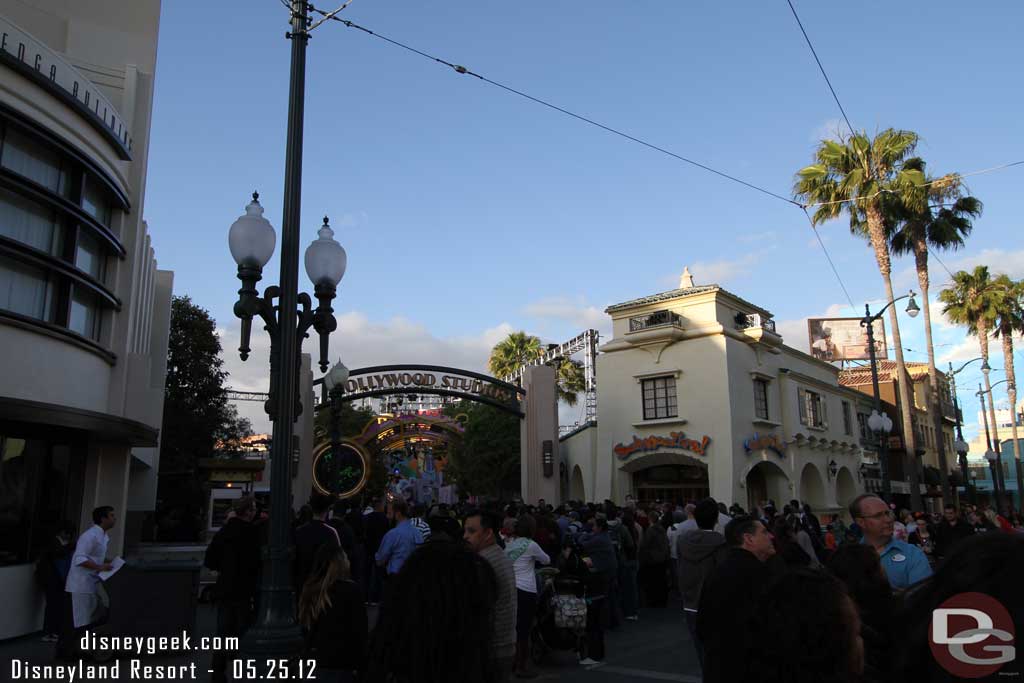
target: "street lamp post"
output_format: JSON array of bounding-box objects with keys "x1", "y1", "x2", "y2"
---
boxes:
[
  {"x1": 978, "y1": 377, "x2": 1012, "y2": 512},
  {"x1": 227, "y1": 0, "x2": 350, "y2": 661},
  {"x1": 868, "y1": 409, "x2": 894, "y2": 501},
  {"x1": 862, "y1": 291, "x2": 920, "y2": 505},
  {"x1": 949, "y1": 358, "x2": 987, "y2": 505}
]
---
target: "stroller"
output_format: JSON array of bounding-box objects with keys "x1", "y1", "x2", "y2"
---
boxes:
[{"x1": 530, "y1": 567, "x2": 587, "y2": 664}]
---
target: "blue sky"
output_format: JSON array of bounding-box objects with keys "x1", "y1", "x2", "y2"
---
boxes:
[{"x1": 143, "y1": 1, "x2": 1024, "y2": 435}]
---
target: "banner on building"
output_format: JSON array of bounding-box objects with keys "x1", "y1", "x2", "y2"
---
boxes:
[{"x1": 807, "y1": 317, "x2": 887, "y2": 362}]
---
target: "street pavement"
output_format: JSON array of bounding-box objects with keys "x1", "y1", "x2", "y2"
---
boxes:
[{"x1": 0, "y1": 599, "x2": 701, "y2": 682}]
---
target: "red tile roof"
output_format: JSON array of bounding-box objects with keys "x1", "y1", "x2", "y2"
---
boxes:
[{"x1": 838, "y1": 360, "x2": 934, "y2": 387}]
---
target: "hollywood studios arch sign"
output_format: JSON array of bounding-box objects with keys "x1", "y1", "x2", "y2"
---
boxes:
[{"x1": 313, "y1": 364, "x2": 560, "y2": 504}]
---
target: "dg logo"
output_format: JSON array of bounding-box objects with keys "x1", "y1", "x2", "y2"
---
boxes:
[{"x1": 930, "y1": 592, "x2": 1016, "y2": 679}]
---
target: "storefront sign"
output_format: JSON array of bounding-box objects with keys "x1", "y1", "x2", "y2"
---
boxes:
[
  {"x1": 614, "y1": 432, "x2": 711, "y2": 460},
  {"x1": 744, "y1": 433, "x2": 785, "y2": 458}
]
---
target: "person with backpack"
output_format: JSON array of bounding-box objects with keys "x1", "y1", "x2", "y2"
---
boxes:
[
  {"x1": 206, "y1": 496, "x2": 261, "y2": 683},
  {"x1": 677, "y1": 498, "x2": 727, "y2": 674}
]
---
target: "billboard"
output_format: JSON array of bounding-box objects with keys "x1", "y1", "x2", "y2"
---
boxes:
[{"x1": 807, "y1": 317, "x2": 887, "y2": 361}]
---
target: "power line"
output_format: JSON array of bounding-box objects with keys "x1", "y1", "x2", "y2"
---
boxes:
[
  {"x1": 307, "y1": 8, "x2": 798, "y2": 206},
  {"x1": 784, "y1": 0, "x2": 854, "y2": 135},
  {"x1": 802, "y1": 206, "x2": 855, "y2": 308},
  {"x1": 927, "y1": 246, "x2": 956, "y2": 280},
  {"x1": 303, "y1": 6, "x2": 1024, "y2": 312}
]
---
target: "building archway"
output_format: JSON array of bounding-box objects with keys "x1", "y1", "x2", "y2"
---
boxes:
[
  {"x1": 571, "y1": 465, "x2": 586, "y2": 502},
  {"x1": 745, "y1": 460, "x2": 789, "y2": 512},
  {"x1": 618, "y1": 451, "x2": 709, "y2": 505},
  {"x1": 835, "y1": 466, "x2": 858, "y2": 514},
  {"x1": 312, "y1": 364, "x2": 559, "y2": 503},
  {"x1": 799, "y1": 462, "x2": 827, "y2": 510}
]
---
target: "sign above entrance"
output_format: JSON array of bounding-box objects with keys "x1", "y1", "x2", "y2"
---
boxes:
[
  {"x1": 324, "y1": 365, "x2": 525, "y2": 416},
  {"x1": 614, "y1": 432, "x2": 711, "y2": 460},
  {"x1": 744, "y1": 433, "x2": 785, "y2": 458}
]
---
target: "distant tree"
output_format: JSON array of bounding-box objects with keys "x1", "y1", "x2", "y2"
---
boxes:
[
  {"x1": 443, "y1": 400, "x2": 520, "y2": 499},
  {"x1": 489, "y1": 331, "x2": 587, "y2": 404},
  {"x1": 488, "y1": 331, "x2": 543, "y2": 379},
  {"x1": 157, "y1": 296, "x2": 248, "y2": 515}
]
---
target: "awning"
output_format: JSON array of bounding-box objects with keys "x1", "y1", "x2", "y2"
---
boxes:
[{"x1": 0, "y1": 396, "x2": 159, "y2": 446}]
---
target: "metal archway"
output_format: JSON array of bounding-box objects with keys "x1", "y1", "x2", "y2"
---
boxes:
[{"x1": 314, "y1": 365, "x2": 525, "y2": 417}]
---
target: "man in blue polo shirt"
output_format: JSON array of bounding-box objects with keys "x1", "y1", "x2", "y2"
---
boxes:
[
  {"x1": 850, "y1": 493, "x2": 931, "y2": 590},
  {"x1": 375, "y1": 497, "x2": 423, "y2": 578}
]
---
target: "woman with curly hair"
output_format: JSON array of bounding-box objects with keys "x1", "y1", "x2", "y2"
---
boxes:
[
  {"x1": 364, "y1": 539, "x2": 500, "y2": 683},
  {"x1": 743, "y1": 568, "x2": 864, "y2": 683},
  {"x1": 298, "y1": 544, "x2": 367, "y2": 683}
]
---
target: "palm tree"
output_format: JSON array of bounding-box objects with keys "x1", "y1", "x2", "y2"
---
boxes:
[
  {"x1": 993, "y1": 275, "x2": 1024, "y2": 509},
  {"x1": 940, "y1": 266, "x2": 1005, "y2": 508},
  {"x1": 552, "y1": 356, "x2": 586, "y2": 406},
  {"x1": 795, "y1": 129, "x2": 926, "y2": 510},
  {"x1": 889, "y1": 163, "x2": 983, "y2": 503},
  {"x1": 488, "y1": 332, "x2": 588, "y2": 405},
  {"x1": 488, "y1": 331, "x2": 543, "y2": 380}
]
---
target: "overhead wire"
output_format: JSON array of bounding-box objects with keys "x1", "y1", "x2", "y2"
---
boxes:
[
  {"x1": 303, "y1": 4, "x2": 1022, "y2": 312},
  {"x1": 306, "y1": 7, "x2": 798, "y2": 206},
  {"x1": 784, "y1": 0, "x2": 854, "y2": 135}
]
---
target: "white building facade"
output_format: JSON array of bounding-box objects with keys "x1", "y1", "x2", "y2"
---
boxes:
[
  {"x1": 563, "y1": 272, "x2": 872, "y2": 517},
  {"x1": 0, "y1": 0, "x2": 169, "y2": 638}
]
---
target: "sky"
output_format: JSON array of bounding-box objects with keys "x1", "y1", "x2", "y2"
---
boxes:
[{"x1": 143, "y1": 1, "x2": 1024, "y2": 438}]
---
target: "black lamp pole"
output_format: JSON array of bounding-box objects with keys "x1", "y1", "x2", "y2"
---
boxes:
[
  {"x1": 240, "y1": 0, "x2": 310, "y2": 661},
  {"x1": 948, "y1": 363, "x2": 973, "y2": 504},
  {"x1": 862, "y1": 303, "x2": 891, "y2": 503}
]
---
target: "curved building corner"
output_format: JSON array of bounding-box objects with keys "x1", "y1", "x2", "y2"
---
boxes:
[{"x1": 0, "y1": 0, "x2": 170, "y2": 639}]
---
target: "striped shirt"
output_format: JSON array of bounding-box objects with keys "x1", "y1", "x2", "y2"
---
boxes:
[
  {"x1": 479, "y1": 543, "x2": 517, "y2": 659},
  {"x1": 411, "y1": 517, "x2": 432, "y2": 541}
]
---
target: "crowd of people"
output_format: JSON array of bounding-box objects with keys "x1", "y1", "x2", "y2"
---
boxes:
[{"x1": 42, "y1": 491, "x2": 1024, "y2": 683}]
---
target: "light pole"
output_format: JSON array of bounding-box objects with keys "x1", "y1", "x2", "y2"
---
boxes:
[
  {"x1": 324, "y1": 360, "x2": 350, "y2": 491},
  {"x1": 978, "y1": 378, "x2": 1011, "y2": 512},
  {"x1": 868, "y1": 409, "x2": 894, "y2": 501},
  {"x1": 862, "y1": 291, "x2": 920, "y2": 505},
  {"x1": 949, "y1": 358, "x2": 988, "y2": 505},
  {"x1": 226, "y1": 0, "x2": 350, "y2": 660}
]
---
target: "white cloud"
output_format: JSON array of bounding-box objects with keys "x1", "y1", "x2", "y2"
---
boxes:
[
  {"x1": 895, "y1": 248, "x2": 1024, "y2": 292},
  {"x1": 659, "y1": 254, "x2": 765, "y2": 290},
  {"x1": 219, "y1": 313, "x2": 516, "y2": 433},
  {"x1": 810, "y1": 118, "x2": 846, "y2": 143},
  {"x1": 737, "y1": 230, "x2": 777, "y2": 244},
  {"x1": 774, "y1": 303, "x2": 854, "y2": 353},
  {"x1": 521, "y1": 296, "x2": 610, "y2": 336}
]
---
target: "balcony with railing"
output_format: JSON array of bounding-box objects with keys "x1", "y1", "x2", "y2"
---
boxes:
[
  {"x1": 736, "y1": 312, "x2": 781, "y2": 346},
  {"x1": 629, "y1": 309, "x2": 683, "y2": 332}
]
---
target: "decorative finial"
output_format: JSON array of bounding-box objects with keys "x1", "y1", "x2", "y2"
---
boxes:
[
  {"x1": 323, "y1": 215, "x2": 330, "y2": 227},
  {"x1": 679, "y1": 266, "x2": 694, "y2": 289},
  {"x1": 252, "y1": 191, "x2": 260, "y2": 203}
]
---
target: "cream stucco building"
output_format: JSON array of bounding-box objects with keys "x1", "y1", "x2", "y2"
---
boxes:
[
  {"x1": 562, "y1": 270, "x2": 874, "y2": 516},
  {"x1": 0, "y1": 0, "x2": 169, "y2": 638}
]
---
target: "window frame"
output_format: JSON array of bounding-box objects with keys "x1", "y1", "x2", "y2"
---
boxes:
[
  {"x1": 641, "y1": 375, "x2": 679, "y2": 421},
  {"x1": 753, "y1": 378, "x2": 770, "y2": 420}
]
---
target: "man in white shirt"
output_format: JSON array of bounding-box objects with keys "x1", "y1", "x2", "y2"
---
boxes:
[{"x1": 65, "y1": 506, "x2": 116, "y2": 630}]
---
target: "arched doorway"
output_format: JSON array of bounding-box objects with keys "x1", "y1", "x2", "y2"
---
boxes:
[
  {"x1": 836, "y1": 466, "x2": 858, "y2": 514},
  {"x1": 619, "y1": 452, "x2": 709, "y2": 505},
  {"x1": 745, "y1": 461, "x2": 789, "y2": 512},
  {"x1": 799, "y1": 462, "x2": 827, "y2": 510},
  {"x1": 571, "y1": 465, "x2": 586, "y2": 501}
]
